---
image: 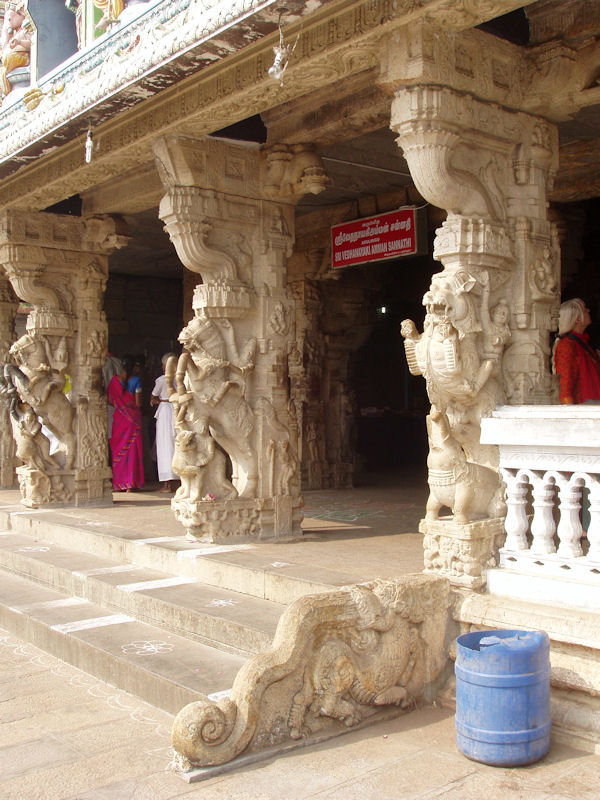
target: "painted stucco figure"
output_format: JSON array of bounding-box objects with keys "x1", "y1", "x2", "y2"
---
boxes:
[{"x1": 0, "y1": 3, "x2": 31, "y2": 100}]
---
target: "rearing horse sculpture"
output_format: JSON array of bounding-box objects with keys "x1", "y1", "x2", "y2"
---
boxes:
[{"x1": 167, "y1": 314, "x2": 258, "y2": 498}]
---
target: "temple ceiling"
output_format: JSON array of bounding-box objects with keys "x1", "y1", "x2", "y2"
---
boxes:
[{"x1": 0, "y1": 0, "x2": 599, "y2": 273}]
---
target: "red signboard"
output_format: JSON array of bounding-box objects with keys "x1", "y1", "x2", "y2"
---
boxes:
[{"x1": 331, "y1": 207, "x2": 418, "y2": 269}]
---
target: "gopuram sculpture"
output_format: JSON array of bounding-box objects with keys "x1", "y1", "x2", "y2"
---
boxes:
[
  {"x1": 172, "y1": 573, "x2": 450, "y2": 769},
  {"x1": 0, "y1": 3, "x2": 32, "y2": 102},
  {"x1": 0, "y1": 210, "x2": 128, "y2": 508},
  {"x1": 153, "y1": 135, "x2": 314, "y2": 542}
]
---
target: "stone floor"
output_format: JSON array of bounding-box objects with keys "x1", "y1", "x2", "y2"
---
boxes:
[
  {"x1": 1, "y1": 469, "x2": 599, "y2": 798},
  {"x1": 1, "y1": 629, "x2": 598, "y2": 800}
]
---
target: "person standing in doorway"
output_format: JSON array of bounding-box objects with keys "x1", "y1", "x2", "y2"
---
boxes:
[
  {"x1": 553, "y1": 298, "x2": 600, "y2": 404},
  {"x1": 553, "y1": 298, "x2": 600, "y2": 534},
  {"x1": 150, "y1": 353, "x2": 177, "y2": 492},
  {"x1": 107, "y1": 355, "x2": 144, "y2": 492},
  {"x1": 103, "y1": 351, "x2": 123, "y2": 446}
]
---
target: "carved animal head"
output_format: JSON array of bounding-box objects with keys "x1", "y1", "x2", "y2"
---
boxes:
[
  {"x1": 423, "y1": 270, "x2": 479, "y2": 335},
  {"x1": 350, "y1": 585, "x2": 393, "y2": 632}
]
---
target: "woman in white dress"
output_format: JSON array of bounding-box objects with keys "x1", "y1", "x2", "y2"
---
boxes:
[{"x1": 150, "y1": 353, "x2": 177, "y2": 492}]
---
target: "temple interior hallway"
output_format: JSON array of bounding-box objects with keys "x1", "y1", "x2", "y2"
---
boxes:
[{"x1": 1, "y1": 627, "x2": 598, "y2": 800}]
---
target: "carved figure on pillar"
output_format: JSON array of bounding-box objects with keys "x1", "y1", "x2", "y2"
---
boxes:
[
  {"x1": 0, "y1": 368, "x2": 67, "y2": 507},
  {"x1": 277, "y1": 439, "x2": 297, "y2": 496},
  {"x1": 479, "y1": 273, "x2": 511, "y2": 375},
  {"x1": 167, "y1": 313, "x2": 257, "y2": 499},
  {"x1": 305, "y1": 421, "x2": 321, "y2": 489},
  {"x1": 425, "y1": 405, "x2": 502, "y2": 525},
  {"x1": 11, "y1": 402, "x2": 61, "y2": 473},
  {"x1": 529, "y1": 245, "x2": 558, "y2": 301},
  {"x1": 8, "y1": 333, "x2": 76, "y2": 469},
  {"x1": 172, "y1": 419, "x2": 238, "y2": 505},
  {"x1": 401, "y1": 268, "x2": 503, "y2": 465}
]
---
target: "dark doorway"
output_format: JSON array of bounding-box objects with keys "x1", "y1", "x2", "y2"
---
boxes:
[{"x1": 347, "y1": 255, "x2": 434, "y2": 480}]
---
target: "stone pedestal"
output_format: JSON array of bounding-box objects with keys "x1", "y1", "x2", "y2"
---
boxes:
[{"x1": 421, "y1": 517, "x2": 505, "y2": 590}]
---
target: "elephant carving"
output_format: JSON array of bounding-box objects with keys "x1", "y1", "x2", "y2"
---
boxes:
[
  {"x1": 288, "y1": 584, "x2": 423, "y2": 739},
  {"x1": 425, "y1": 405, "x2": 502, "y2": 524}
]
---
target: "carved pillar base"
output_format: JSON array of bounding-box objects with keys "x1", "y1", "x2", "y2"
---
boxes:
[
  {"x1": 16, "y1": 466, "x2": 113, "y2": 509},
  {"x1": 420, "y1": 517, "x2": 505, "y2": 589},
  {"x1": 173, "y1": 495, "x2": 303, "y2": 543},
  {"x1": 73, "y1": 469, "x2": 113, "y2": 507}
]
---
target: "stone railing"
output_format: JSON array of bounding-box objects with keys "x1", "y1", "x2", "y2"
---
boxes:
[{"x1": 480, "y1": 406, "x2": 600, "y2": 609}]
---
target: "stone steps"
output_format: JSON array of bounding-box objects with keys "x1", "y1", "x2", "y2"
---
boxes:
[
  {"x1": 0, "y1": 509, "x2": 296, "y2": 716},
  {"x1": 0, "y1": 502, "x2": 365, "y2": 719},
  {"x1": 0, "y1": 529, "x2": 282, "y2": 657},
  {"x1": 0, "y1": 569, "x2": 245, "y2": 715},
  {"x1": 0, "y1": 507, "x2": 354, "y2": 604}
]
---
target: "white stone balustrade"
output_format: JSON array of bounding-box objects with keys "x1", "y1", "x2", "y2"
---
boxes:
[{"x1": 481, "y1": 406, "x2": 600, "y2": 609}]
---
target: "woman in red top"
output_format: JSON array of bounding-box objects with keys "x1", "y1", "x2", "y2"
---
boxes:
[{"x1": 553, "y1": 298, "x2": 600, "y2": 404}]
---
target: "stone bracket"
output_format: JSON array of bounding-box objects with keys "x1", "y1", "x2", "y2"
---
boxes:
[{"x1": 171, "y1": 573, "x2": 451, "y2": 770}]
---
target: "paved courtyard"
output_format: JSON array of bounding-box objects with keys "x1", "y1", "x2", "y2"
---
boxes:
[
  {"x1": 1, "y1": 628, "x2": 598, "y2": 800},
  {"x1": 1, "y1": 474, "x2": 599, "y2": 798}
]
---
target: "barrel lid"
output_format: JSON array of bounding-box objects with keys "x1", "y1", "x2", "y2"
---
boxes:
[
  {"x1": 479, "y1": 634, "x2": 530, "y2": 649},
  {"x1": 457, "y1": 629, "x2": 549, "y2": 654}
]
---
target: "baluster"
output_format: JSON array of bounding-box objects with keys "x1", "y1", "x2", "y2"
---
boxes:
[
  {"x1": 502, "y1": 469, "x2": 529, "y2": 551},
  {"x1": 587, "y1": 478, "x2": 600, "y2": 560},
  {"x1": 530, "y1": 472, "x2": 556, "y2": 555},
  {"x1": 557, "y1": 478, "x2": 584, "y2": 558}
]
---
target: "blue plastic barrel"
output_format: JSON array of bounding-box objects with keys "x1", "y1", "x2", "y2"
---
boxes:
[{"x1": 455, "y1": 629, "x2": 551, "y2": 766}]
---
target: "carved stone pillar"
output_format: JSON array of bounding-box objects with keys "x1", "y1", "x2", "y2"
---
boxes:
[
  {"x1": 0, "y1": 210, "x2": 128, "y2": 507},
  {"x1": 0, "y1": 278, "x2": 19, "y2": 486},
  {"x1": 385, "y1": 24, "x2": 559, "y2": 587},
  {"x1": 153, "y1": 136, "x2": 328, "y2": 541}
]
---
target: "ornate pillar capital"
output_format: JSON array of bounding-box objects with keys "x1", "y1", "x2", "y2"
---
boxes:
[
  {"x1": 391, "y1": 85, "x2": 558, "y2": 222},
  {"x1": 261, "y1": 144, "x2": 329, "y2": 201}
]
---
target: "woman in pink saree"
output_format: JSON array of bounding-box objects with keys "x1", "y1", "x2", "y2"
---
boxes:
[{"x1": 107, "y1": 356, "x2": 144, "y2": 491}]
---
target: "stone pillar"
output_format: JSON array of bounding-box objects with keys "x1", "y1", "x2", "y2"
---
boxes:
[
  {"x1": 153, "y1": 136, "x2": 328, "y2": 541},
  {"x1": 0, "y1": 278, "x2": 19, "y2": 486},
  {"x1": 383, "y1": 25, "x2": 559, "y2": 587},
  {"x1": 0, "y1": 210, "x2": 128, "y2": 507},
  {"x1": 288, "y1": 276, "x2": 366, "y2": 491}
]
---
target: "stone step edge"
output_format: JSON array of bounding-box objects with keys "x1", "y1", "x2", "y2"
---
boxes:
[
  {"x1": 0, "y1": 539, "x2": 280, "y2": 658},
  {"x1": 1, "y1": 508, "x2": 348, "y2": 603},
  {"x1": 456, "y1": 590, "x2": 600, "y2": 650},
  {"x1": 0, "y1": 580, "x2": 241, "y2": 716}
]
